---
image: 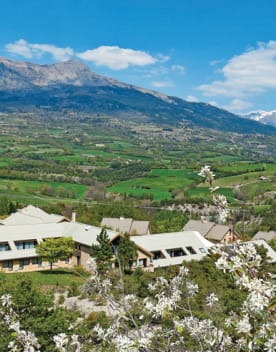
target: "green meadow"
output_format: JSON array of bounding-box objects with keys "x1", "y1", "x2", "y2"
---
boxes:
[
  {"x1": 0, "y1": 179, "x2": 88, "y2": 199},
  {"x1": 108, "y1": 168, "x2": 198, "y2": 201}
]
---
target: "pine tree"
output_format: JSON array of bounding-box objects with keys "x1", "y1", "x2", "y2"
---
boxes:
[
  {"x1": 91, "y1": 229, "x2": 113, "y2": 275},
  {"x1": 117, "y1": 233, "x2": 137, "y2": 272}
]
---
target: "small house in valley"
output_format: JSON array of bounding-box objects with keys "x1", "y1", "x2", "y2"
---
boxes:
[
  {"x1": 252, "y1": 231, "x2": 276, "y2": 241},
  {"x1": 101, "y1": 217, "x2": 150, "y2": 235},
  {"x1": 183, "y1": 219, "x2": 238, "y2": 244}
]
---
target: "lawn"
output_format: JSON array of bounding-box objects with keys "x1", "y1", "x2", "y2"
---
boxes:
[{"x1": 3, "y1": 268, "x2": 89, "y2": 288}]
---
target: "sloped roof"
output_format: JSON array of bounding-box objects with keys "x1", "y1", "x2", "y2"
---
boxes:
[
  {"x1": 101, "y1": 217, "x2": 149, "y2": 235},
  {"x1": 132, "y1": 231, "x2": 213, "y2": 268},
  {"x1": 183, "y1": 220, "x2": 215, "y2": 236},
  {"x1": 0, "y1": 222, "x2": 65, "y2": 242},
  {"x1": 0, "y1": 205, "x2": 67, "y2": 225},
  {"x1": 251, "y1": 239, "x2": 276, "y2": 263},
  {"x1": 130, "y1": 221, "x2": 149, "y2": 235},
  {"x1": 252, "y1": 231, "x2": 276, "y2": 241},
  {"x1": 64, "y1": 222, "x2": 117, "y2": 247},
  {"x1": 205, "y1": 224, "x2": 230, "y2": 241}
]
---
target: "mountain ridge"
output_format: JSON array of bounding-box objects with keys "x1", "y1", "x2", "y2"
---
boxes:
[
  {"x1": 0, "y1": 56, "x2": 275, "y2": 135},
  {"x1": 241, "y1": 110, "x2": 276, "y2": 128}
]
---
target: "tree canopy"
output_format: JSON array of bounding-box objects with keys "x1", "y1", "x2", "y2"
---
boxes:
[
  {"x1": 117, "y1": 233, "x2": 138, "y2": 272},
  {"x1": 36, "y1": 237, "x2": 74, "y2": 271}
]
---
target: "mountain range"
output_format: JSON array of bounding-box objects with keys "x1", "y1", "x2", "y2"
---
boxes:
[
  {"x1": 241, "y1": 111, "x2": 276, "y2": 128},
  {"x1": 0, "y1": 56, "x2": 275, "y2": 135}
]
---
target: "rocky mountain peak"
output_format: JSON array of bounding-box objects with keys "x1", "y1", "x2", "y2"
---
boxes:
[
  {"x1": 0, "y1": 57, "x2": 111, "y2": 89},
  {"x1": 0, "y1": 56, "x2": 275, "y2": 135}
]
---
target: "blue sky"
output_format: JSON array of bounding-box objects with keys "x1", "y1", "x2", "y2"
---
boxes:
[{"x1": 1, "y1": 0, "x2": 276, "y2": 113}]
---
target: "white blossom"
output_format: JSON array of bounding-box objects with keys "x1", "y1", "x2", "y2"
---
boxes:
[
  {"x1": 264, "y1": 334, "x2": 276, "y2": 352},
  {"x1": 186, "y1": 282, "x2": 199, "y2": 297},
  {"x1": 198, "y1": 165, "x2": 215, "y2": 187},
  {"x1": 206, "y1": 293, "x2": 219, "y2": 307},
  {"x1": 53, "y1": 333, "x2": 68, "y2": 351},
  {"x1": 236, "y1": 314, "x2": 251, "y2": 334}
]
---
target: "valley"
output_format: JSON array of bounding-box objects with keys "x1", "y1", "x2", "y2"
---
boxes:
[{"x1": 0, "y1": 111, "x2": 275, "y2": 235}]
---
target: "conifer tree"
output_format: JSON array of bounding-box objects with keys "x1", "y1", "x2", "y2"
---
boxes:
[{"x1": 91, "y1": 229, "x2": 113, "y2": 275}]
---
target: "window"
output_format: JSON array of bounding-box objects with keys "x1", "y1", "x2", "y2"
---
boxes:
[
  {"x1": 0, "y1": 242, "x2": 10, "y2": 251},
  {"x1": 19, "y1": 258, "x2": 30, "y2": 269},
  {"x1": 15, "y1": 240, "x2": 37, "y2": 250},
  {"x1": 151, "y1": 251, "x2": 165, "y2": 260},
  {"x1": 138, "y1": 258, "x2": 147, "y2": 267},
  {"x1": 199, "y1": 248, "x2": 207, "y2": 253},
  {"x1": 31, "y1": 257, "x2": 42, "y2": 266},
  {"x1": 2, "y1": 260, "x2": 13, "y2": 271},
  {"x1": 75, "y1": 243, "x2": 81, "y2": 250},
  {"x1": 166, "y1": 248, "x2": 187, "y2": 257},
  {"x1": 186, "y1": 246, "x2": 197, "y2": 254}
]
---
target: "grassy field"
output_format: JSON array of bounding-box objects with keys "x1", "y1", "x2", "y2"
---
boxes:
[
  {"x1": 213, "y1": 171, "x2": 276, "y2": 188},
  {"x1": 108, "y1": 168, "x2": 198, "y2": 201},
  {"x1": 0, "y1": 179, "x2": 88, "y2": 199},
  {"x1": 217, "y1": 162, "x2": 275, "y2": 174},
  {"x1": 2, "y1": 268, "x2": 89, "y2": 288}
]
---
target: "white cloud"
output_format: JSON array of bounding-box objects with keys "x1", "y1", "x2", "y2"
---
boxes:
[
  {"x1": 5, "y1": 39, "x2": 33, "y2": 58},
  {"x1": 142, "y1": 66, "x2": 169, "y2": 78},
  {"x1": 186, "y1": 95, "x2": 199, "y2": 102},
  {"x1": 5, "y1": 39, "x2": 74, "y2": 61},
  {"x1": 151, "y1": 81, "x2": 174, "y2": 88},
  {"x1": 156, "y1": 53, "x2": 170, "y2": 63},
  {"x1": 5, "y1": 40, "x2": 161, "y2": 70},
  {"x1": 223, "y1": 99, "x2": 252, "y2": 112},
  {"x1": 199, "y1": 41, "x2": 276, "y2": 98},
  {"x1": 77, "y1": 45, "x2": 157, "y2": 70},
  {"x1": 171, "y1": 64, "x2": 186, "y2": 75}
]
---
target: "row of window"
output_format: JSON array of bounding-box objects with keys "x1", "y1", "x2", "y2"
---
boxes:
[
  {"x1": 15, "y1": 240, "x2": 37, "y2": 250},
  {"x1": 152, "y1": 246, "x2": 206, "y2": 260},
  {"x1": 2, "y1": 257, "x2": 42, "y2": 271},
  {"x1": 0, "y1": 240, "x2": 38, "y2": 252}
]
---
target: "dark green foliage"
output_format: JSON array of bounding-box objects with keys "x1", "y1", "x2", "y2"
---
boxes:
[
  {"x1": 0, "y1": 196, "x2": 17, "y2": 215},
  {"x1": 183, "y1": 255, "x2": 247, "y2": 317},
  {"x1": 269, "y1": 238, "x2": 276, "y2": 251},
  {"x1": 151, "y1": 210, "x2": 188, "y2": 233},
  {"x1": 91, "y1": 228, "x2": 114, "y2": 275},
  {"x1": 0, "y1": 276, "x2": 80, "y2": 352},
  {"x1": 116, "y1": 233, "x2": 138, "y2": 272}
]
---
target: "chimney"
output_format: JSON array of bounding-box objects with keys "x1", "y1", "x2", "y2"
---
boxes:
[{"x1": 71, "y1": 211, "x2": 76, "y2": 223}]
